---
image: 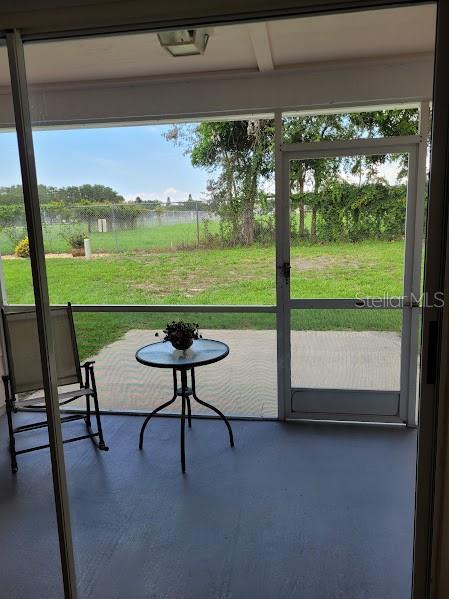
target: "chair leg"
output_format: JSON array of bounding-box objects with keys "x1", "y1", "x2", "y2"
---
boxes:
[
  {"x1": 89, "y1": 367, "x2": 108, "y2": 452},
  {"x1": 83, "y1": 367, "x2": 92, "y2": 429},
  {"x1": 3, "y1": 379, "x2": 18, "y2": 474},
  {"x1": 85, "y1": 394, "x2": 92, "y2": 429},
  {"x1": 91, "y1": 391, "x2": 108, "y2": 451}
]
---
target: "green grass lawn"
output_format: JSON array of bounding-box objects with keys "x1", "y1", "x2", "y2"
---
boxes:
[
  {"x1": 0, "y1": 221, "x2": 221, "y2": 255},
  {"x1": 2, "y1": 238, "x2": 404, "y2": 359}
]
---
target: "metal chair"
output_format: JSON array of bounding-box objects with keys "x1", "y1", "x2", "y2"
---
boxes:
[{"x1": 1, "y1": 303, "x2": 108, "y2": 473}]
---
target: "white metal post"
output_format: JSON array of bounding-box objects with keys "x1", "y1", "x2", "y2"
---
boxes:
[
  {"x1": 407, "y1": 102, "x2": 431, "y2": 426},
  {"x1": 275, "y1": 110, "x2": 291, "y2": 420},
  {"x1": 6, "y1": 30, "x2": 77, "y2": 599},
  {"x1": 399, "y1": 144, "x2": 419, "y2": 424}
]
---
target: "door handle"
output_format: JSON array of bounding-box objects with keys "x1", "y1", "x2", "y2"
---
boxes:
[
  {"x1": 426, "y1": 320, "x2": 439, "y2": 385},
  {"x1": 279, "y1": 262, "x2": 291, "y2": 284}
]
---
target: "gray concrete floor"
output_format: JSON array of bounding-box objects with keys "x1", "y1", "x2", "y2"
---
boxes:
[
  {"x1": 72, "y1": 329, "x2": 401, "y2": 417},
  {"x1": 0, "y1": 413, "x2": 416, "y2": 599}
]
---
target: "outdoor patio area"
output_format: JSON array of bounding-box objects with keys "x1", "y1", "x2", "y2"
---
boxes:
[
  {"x1": 0, "y1": 2, "x2": 441, "y2": 596},
  {"x1": 71, "y1": 328, "x2": 401, "y2": 417},
  {"x1": 0, "y1": 413, "x2": 416, "y2": 599}
]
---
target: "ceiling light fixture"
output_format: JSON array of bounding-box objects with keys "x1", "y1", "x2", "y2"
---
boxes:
[{"x1": 157, "y1": 28, "x2": 211, "y2": 57}]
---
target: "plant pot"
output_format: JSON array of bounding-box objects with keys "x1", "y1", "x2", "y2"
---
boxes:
[
  {"x1": 170, "y1": 337, "x2": 194, "y2": 351},
  {"x1": 71, "y1": 247, "x2": 85, "y2": 257}
]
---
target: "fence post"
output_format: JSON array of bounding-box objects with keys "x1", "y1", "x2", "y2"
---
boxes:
[
  {"x1": 196, "y1": 200, "x2": 200, "y2": 247},
  {"x1": 111, "y1": 204, "x2": 119, "y2": 253}
]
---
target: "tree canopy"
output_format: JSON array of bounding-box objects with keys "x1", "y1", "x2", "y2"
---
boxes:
[
  {"x1": 166, "y1": 119, "x2": 273, "y2": 244},
  {"x1": 0, "y1": 183, "x2": 125, "y2": 205},
  {"x1": 164, "y1": 108, "x2": 419, "y2": 245}
]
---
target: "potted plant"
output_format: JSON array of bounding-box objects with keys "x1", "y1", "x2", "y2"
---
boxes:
[
  {"x1": 157, "y1": 321, "x2": 201, "y2": 351},
  {"x1": 62, "y1": 230, "x2": 86, "y2": 257}
]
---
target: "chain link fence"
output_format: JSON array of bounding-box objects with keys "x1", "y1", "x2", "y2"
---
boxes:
[{"x1": 0, "y1": 202, "x2": 217, "y2": 255}]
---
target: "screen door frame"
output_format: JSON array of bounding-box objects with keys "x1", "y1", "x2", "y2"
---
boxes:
[{"x1": 275, "y1": 134, "x2": 424, "y2": 425}]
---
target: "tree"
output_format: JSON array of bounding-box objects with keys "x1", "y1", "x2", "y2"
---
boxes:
[
  {"x1": 65, "y1": 184, "x2": 125, "y2": 203},
  {"x1": 0, "y1": 183, "x2": 125, "y2": 205},
  {"x1": 283, "y1": 115, "x2": 355, "y2": 241},
  {"x1": 165, "y1": 119, "x2": 273, "y2": 245},
  {"x1": 166, "y1": 196, "x2": 171, "y2": 206},
  {"x1": 164, "y1": 108, "x2": 420, "y2": 246},
  {"x1": 285, "y1": 108, "x2": 419, "y2": 243},
  {"x1": 347, "y1": 108, "x2": 419, "y2": 180},
  {"x1": 135, "y1": 196, "x2": 142, "y2": 203}
]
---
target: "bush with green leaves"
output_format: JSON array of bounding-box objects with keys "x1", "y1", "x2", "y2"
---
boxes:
[
  {"x1": 15, "y1": 237, "x2": 29, "y2": 258},
  {"x1": 303, "y1": 181, "x2": 406, "y2": 243},
  {"x1": 71, "y1": 203, "x2": 146, "y2": 231},
  {"x1": 0, "y1": 204, "x2": 26, "y2": 228},
  {"x1": 61, "y1": 229, "x2": 85, "y2": 249}
]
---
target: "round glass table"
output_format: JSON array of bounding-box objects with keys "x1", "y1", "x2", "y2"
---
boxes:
[{"x1": 136, "y1": 339, "x2": 234, "y2": 472}]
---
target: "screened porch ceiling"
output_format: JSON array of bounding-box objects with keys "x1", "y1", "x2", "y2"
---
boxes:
[{"x1": 7, "y1": 5, "x2": 437, "y2": 85}]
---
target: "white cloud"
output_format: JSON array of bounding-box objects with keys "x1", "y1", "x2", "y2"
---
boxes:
[{"x1": 376, "y1": 162, "x2": 404, "y2": 184}]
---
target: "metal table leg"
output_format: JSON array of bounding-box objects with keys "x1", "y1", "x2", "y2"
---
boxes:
[
  {"x1": 180, "y1": 369, "x2": 187, "y2": 473},
  {"x1": 186, "y1": 396, "x2": 192, "y2": 428},
  {"x1": 139, "y1": 367, "x2": 234, "y2": 472},
  {"x1": 190, "y1": 368, "x2": 234, "y2": 447},
  {"x1": 139, "y1": 369, "x2": 177, "y2": 450}
]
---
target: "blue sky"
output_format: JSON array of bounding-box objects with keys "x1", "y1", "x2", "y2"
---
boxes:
[
  {"x1": 0, "y1": 122, "x2": 402, "y2": 199},
  {"x1": 0, "y1": 124, "x2": 210, "y2": 203}
]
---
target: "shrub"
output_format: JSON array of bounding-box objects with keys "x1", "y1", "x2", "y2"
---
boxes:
[
  {"x1": 61, "y1": 228, "x2": 85, "y2": 249},
  {"x1": 67, "y1": 232, "x2": 85, "y2": 249},
  {"x1": 15, "y1": 237, "x2": 29, "y2": 258},
  {"x1": 310, "y1": 181, "x2": 406, "y2": 244},
  {"x1": 0, "y1": 204, "x2": 26, "y2": 228},
  {"x1": 71, "y1": 203, "x2": 145, "y2": 230}
]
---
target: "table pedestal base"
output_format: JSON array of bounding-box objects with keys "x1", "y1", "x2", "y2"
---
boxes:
[{"x1": 139, "y1": 368, "x2": 234, "y2": 472}]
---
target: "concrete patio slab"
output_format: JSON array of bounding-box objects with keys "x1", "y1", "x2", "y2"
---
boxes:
[{"x1": 73, "y1": 329, "x2": 401, "y2": 418}]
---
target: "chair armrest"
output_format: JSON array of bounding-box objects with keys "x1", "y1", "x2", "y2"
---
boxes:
[
  {"x1": 2, "y1": 375, "x2": 14, "y2": 407},
  {"x1": 81, "y1": 361, "x2": 95, "y2": 388},
  {"x1": 81, "y1": 361, "x2": 96, "y2": 368}
]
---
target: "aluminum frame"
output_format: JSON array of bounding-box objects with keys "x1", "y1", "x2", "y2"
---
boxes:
[
  {"x1": 279, "y1": 133, "x2": 426, "y2": 425},
  {"x1": 5, "y1": 31, "x2": 77, "y2": 599},
  {"x1": 4, "y1": 304, "x2": 277, "y2": 313},
  {"x1": 413, "y1": 2, "x2": 449, "y2": 597}
]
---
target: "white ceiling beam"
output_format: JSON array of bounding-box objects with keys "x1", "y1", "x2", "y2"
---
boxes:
[
  {"x1": 0, "y1": 55, "x2": 433, "y2": 129},
  {"x1": 248, "y1": 23, "x2": 274, "y2": 72}
]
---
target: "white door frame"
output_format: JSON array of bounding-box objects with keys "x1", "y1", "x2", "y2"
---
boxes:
[{"x1": 275, "y1": 123, "x2": 428, "y2": 425}]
